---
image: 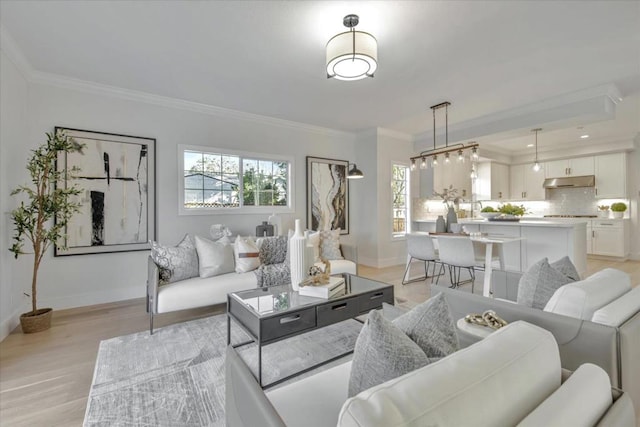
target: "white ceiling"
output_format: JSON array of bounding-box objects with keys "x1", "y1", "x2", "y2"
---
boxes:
[{"x1": 1, "y1": 1, "x2": 639, "y2": 152}]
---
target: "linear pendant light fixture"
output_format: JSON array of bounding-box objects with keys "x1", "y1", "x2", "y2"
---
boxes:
[
  {"x1": 326, "y1": 14, "x2": 377, "y2": 81},
  {"x1": 532, "y1": 128, "x2": 542, "y2": 172},
  {"x1": 409, "y1": 102, "x2": 479, "y2": 172}
]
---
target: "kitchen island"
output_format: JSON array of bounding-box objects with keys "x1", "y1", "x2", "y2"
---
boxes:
[{"x1": 413, "y1": 218, "x2": 588, "y2": 277}]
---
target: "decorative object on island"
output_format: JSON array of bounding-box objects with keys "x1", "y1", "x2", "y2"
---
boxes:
[
  {"x1": 479, "y1": 206, "x2": 499, "y2": 219},
  {"x1": 256, "y1": 221, "x2": 274, "y2": 237},
  {"x1": 489, "y1": 203, "x2": 528, "y2": 221},
  {"x1": 9, "y1": 130, "x2": 85, "y2": 333},
  {"x1": 267, "y1": 213, "x2": 282, "y2": 236},
  {"x1": 597, "y1": 205, "x2": 610, "y2": 218},
  {"x1": 326, "y1": 14, "x2": 377, "y2": 81},
  {"x1": 289, "y1": 219, "x2": 308, "y2": 291},
  {"x1": 409, "y1": 102, "x2": 479, "y2": 174},
  {"x1": 531, "y1": 128, "x2": 542, "y2": 172},
  {"x1": 306, "y1": 156, "x2": 349, "y2": 234},
  {"x1": 610, "y1": 202, "x2": 627, "y2": 219},
  {"x1": 434, "y1": 185, "x2": 462, "y2": 232},
  {"x1": 347, "y1": 163, "x2": 364, "y2": 179},
  {"x1": 54, "y1": 127, "x2": 156, "y2": 255},
  {"x1": 435, "y1": 215, "x2": 446, "y2": 233}
]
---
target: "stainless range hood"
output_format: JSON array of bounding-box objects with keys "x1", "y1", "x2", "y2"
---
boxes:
[{"x1": 543, "y1": 175, "x2": 595, "y2": 189}]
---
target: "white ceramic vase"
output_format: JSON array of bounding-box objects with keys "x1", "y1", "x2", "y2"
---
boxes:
[{"x1": 289, "y1": 219, "x2": 307, "y2": 291}]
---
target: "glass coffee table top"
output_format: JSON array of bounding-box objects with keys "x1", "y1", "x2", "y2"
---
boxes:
[{"x1": 229, "y1": 274, "x2": 391, "y2": 318}]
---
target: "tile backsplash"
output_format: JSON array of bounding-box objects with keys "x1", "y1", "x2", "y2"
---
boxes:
[{"x1": 545, "y1": 187, "x2": 599, "y2": 215}]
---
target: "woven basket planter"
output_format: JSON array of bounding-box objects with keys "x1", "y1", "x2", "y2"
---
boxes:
[{"x1": 20, "y1": 308, "x2": 53, "y2": 333}]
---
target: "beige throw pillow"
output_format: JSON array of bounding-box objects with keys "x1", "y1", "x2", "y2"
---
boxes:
[{"x1": 319, "y1": 229, "x2": 343, "y2": 260}]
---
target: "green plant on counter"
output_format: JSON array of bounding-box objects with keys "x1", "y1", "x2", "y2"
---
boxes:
[
  {"x1": 497, "y1": 203, "x2": 527, "y2": 216},
  {"x1": 481, "y1": 206, "x2": 496, "y2": 213},
  {"x1": 597, "y1": 205, "x2": 610, "y2": 211},
  {"x1": 611, "y1": 202, "x2": 627, "y2": 212}
]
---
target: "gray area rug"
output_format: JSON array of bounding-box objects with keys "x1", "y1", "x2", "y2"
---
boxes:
[{"x1": 84, "y1": 314, "x2": 363, "y2": 426}]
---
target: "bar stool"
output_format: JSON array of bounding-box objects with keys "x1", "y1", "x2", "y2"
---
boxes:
[{"x1": 402, "y1": 233, "x2": 441, "y2": 285}]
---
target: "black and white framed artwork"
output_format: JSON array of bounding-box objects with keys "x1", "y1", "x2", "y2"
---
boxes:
[{"x1": 306, "y1": 156, "x2": 349, "y2": 235}]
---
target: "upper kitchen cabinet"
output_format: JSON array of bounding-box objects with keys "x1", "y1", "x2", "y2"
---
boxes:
[
  {"x1": 545, "y1": 156, "x2": 594, "y2": 178},
  {"x1": 433, "y1": 160, "x2": 472, "y2": 200},
  {"x1": 510, "y1": 164, "x2": 545, "y2": 200},
  {"x1": 595, "y1": 152, "x2": 627, "y2": 198},
  {"x1": 475, "y1": 162, "x2": 509, "y2": 201}
]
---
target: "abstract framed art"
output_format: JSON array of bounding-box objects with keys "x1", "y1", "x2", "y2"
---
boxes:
[
  {"x1": 306, "y1": 156, "x2": 349, "y2": 235},
  {"x1": 54, "y1": 127, "x2": 156, "y2": 256}
]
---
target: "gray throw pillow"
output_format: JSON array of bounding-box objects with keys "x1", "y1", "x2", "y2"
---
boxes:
[
  {"x1": 550, "y1": 256, "x2": 580, "y2": 281},
  {"x1": 393, "y1": 292, "x2": 460, "y2": 358},
  {"x1": 517, "y1": 257, "x2": 574, "y2": 309},
  {"x1": 150, "y1": 234, "x2": 199, "y2": 284},
  {"x1": 348, "y1": 310, "x2": 435, "y2": 397}
]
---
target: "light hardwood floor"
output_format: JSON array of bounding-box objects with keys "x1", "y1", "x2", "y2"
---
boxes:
[{"x1": 1, "y1": 258, "x2": 638, "y2": 426}]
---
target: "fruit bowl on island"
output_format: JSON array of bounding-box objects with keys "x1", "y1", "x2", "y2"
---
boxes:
[{"x1": 479, "y1": 212, "x2": 500, "y2": 219}]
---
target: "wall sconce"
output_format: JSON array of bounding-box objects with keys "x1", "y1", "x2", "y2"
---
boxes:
[{"x1": 347, "y1": 163, "x2": 364, "y2": 179}]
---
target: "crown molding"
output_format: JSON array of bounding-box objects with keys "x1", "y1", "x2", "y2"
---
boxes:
[{"x1": 0, "y1": 25, "x2": 355, "y2": 140}]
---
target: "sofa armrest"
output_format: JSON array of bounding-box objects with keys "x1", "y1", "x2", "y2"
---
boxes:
[
  {"x1": 225, "y1": 346, "x2": 286, "y2": 427},
  {"x1": 340, "y1": 244, "x2": 358, "y2": 270},
  {"x1": 147, "y1": 256, "x2": 160, "y2": 314},
  {"x1": 595, "y1": 389, "x2": 636, "y2": 427}
]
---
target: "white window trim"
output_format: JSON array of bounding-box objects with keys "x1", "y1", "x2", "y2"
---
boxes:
[
  {"x1": 391, "y1": 161, "x2": 410, "y2": 240},
  {"x1": 178, "y1": 144, "x2": 295, "y2": 216}
]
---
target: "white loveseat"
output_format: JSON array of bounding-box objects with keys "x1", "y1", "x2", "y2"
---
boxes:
[
  {"x1": 226, "y1": 320, "x2": 635, "y2": 426},
  {"x1": 146, "y1": 243, "x2": 357, "y2": 333}
]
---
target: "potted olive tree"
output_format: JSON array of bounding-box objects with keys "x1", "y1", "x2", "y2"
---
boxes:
[{"x1": 9, "y1": 130, "x2": 84, "y2": 333}]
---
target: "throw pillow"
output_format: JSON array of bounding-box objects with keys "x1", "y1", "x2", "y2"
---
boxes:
[
  {"x1": 307, "y1": 231, "x2": 321, "y2": 263},
  {"x1": 150, "y1": 234, "x2": 199, "y2": 284},
  {"x1": 257, "y1": 235, "x2": 288, "y2": 265},
  {"x1": 319, "y1": 229, "x2": 344, "y2": 260},
  {"x1": 393, "y1": 292, "x2": 460, "y2": 358},
  {"x1": 194, "y1": 235, "x2": 235, "y2": 278},
  {"x1": 550, "y1": 256, "x2": 580, "y2": 281},
  {"x1": 234, "y1": 236, "x2": 261, "y2": 273},
  {"x1": 348, "y1": 310, "x2": 435, "y2": 397},
  {"x1": 517, "y1": 257, "x2": 574, "y2": 309}
]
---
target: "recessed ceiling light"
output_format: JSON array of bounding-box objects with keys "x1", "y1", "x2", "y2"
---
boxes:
[
  {"x1": 527, "y1": 143, "x2": 534, "y2": 147},
  {"x1": 580, "y1": 134, "x2": 589, "y2": 139}
]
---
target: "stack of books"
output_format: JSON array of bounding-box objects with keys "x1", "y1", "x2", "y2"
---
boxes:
[{"x1": 298, "y1": 276, "x2": 345, "y2": 299}]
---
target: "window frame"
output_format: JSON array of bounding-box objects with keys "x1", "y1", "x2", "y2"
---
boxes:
[
  {"x1": 178, "y1": 144, "x2": 294, "y2": 215},
  {"x1": 391, "y1": 161, "x2": 411, "y2": 239}
]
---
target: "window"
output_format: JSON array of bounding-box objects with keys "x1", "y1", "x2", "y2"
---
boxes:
[
  {"x1": 180, "y1": 146, "x2": 292, "y2": 214},
  {"x1": 392, "y1": 164, "x2": 410, "y2": 236}
]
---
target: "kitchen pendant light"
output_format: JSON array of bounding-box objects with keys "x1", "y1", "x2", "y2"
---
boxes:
[
  {"x1": 532, "y1": 128, "x2": 542, "y2": 172},
  {"x1": 326, "y1": 14, "x2": 377, "y2": 81}
]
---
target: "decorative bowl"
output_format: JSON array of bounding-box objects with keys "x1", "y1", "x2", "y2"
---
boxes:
[{"x1": 479, "y1": 212, "x2": 499, "y2": 219}]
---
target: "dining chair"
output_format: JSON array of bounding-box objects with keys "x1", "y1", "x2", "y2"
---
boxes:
[
  {"x1": 402, "y1": 233, "x2": 441, "y2": 285},
  {"x1": 435, "y1": 235, "x2": 487, "y2": 292}
]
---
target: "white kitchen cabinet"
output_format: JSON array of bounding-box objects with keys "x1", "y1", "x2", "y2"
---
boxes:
[
  {"x1": 509, "y1": 164, "x2": 545, "y2": 200},
  {"x1": 545, "y1": 156, "x2": 594, "y2": 178},
  {"x1": 475, "y1": 162, "x2": 509, "y2": 201},
  {"x1": 595, "y1": 152, "x2": 627, "y2": 198},
  {"x1": 591, "y1": 219, "x2": 629, "y2": 258},
  {"x1": 433, "y1": 160, "x2": 472, "y2": 200}
]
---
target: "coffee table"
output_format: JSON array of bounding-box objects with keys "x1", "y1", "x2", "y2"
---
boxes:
[{"x1": 226, "y1": 274, "x2": 394, "y2": 388}]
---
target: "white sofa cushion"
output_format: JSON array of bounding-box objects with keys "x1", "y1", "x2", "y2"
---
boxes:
[
  {"x1": 267, "y1": 361, "x2": 351, "y2": 427},
  {"x1": 517, "y1": 363, "x2": 612, "y2": 427},
  {"x1": 194, "y1": 235, "x2": 235, "y2": 278},
  {"x1": 543, "y1": 268, "x2": 631, "y2": 320},
  {"x1": 592, "y1": 286, "x2": 640, "y2": 327},
  {"x1": 338, "y1": 321, "x2": 560, "y2": 427},
  {"x1": 157, "y1": 271, "x2": 257, "y2": 313}
]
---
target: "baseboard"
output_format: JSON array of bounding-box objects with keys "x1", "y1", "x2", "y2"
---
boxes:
[
  {"x1": 0, "y1": 306, "x2": 24, "y2": 342},
  {"x1": 357, "y1": 255, "x2": 405, "y2": 269},
  {"x1": 39, "y1": 287, "x2": 146, "y2": 311},
  {"x1": 630, "y1": 252, "x2": 640, "y2": 261}
]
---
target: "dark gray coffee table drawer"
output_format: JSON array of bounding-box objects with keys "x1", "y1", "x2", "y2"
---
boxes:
[
  {"x1": 317, "y1": 297, "x2": 359, "y2": 327},
  {"x1": 358, "y1": 287, "x2": 394, "y2": 313},
  {"x1": 261, "y1": 307, "x2": 316, "y2": 342}
]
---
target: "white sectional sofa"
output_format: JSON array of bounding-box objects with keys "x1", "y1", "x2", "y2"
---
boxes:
[
  {"x1": 226, "y1": 321, "x2": 636, "y2": 426},
  {"x1": 146, "y1": 243, "x2": 357, "y2": 333}
]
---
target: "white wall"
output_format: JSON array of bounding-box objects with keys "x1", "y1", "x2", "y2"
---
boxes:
[
  {"x1": 630, "y1": 135, "x2": 640, "y2": 260},
  {"x1": 1, "y1": 77, "x2": 357, "y2": 339},
  {"x1": 0, "y1": 50, "x2": 30, "y2": 338}
]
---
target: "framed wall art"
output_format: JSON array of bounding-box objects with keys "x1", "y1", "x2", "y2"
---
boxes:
[
  {"x1": 54, "y1": 127, "x2": 156, "y2": 256},
  {"x1": 306, "y1": 156, "x2": 349, "y2": 235}
]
